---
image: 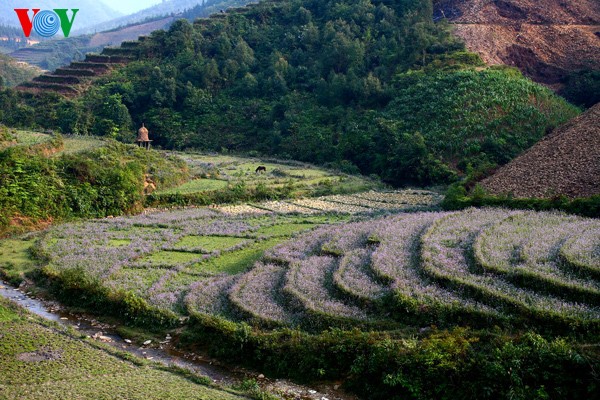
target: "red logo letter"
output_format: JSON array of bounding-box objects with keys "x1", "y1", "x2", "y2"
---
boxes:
[{"x1": 14, "y1": 9, "x2": 40, "y2": 38}]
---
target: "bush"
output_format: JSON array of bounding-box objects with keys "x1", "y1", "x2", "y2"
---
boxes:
[
  {"x1": 561, "y1": 70, "x2": 600, "y2": 108},
  {"x1": 0, "y1": 140, "x2": 188, "y2": 235},
  {"x1": 442, "y1": 183, "x2": 600, "y2": 218}
]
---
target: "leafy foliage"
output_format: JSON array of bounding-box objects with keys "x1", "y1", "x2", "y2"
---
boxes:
[
  {"x1": 560, "y1": 69, "x2": 600, "y2": 109},
  {"x1": 443, "y1": 182, "x2": 600, "y2": 218},
  {"x1": 0, "y1": 138, "x2": 188, "y2": 235},
  {"x1": 0, "y1": 0, "x2": 579, "y2": 185}
]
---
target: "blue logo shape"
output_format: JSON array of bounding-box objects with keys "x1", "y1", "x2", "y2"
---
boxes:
[{"x1": 33, "y1": 10, "x2": 60, "y2": 37}]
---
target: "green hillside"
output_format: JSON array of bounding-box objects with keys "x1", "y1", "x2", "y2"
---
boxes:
[
  {"x1": 0, "y1": 0, "x2": 579, "y2": 187},
  {"x1": 0, "y1": 130, "x2": 188, "y2": 236}
]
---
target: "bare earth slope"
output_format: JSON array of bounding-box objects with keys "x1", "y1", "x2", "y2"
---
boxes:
[
  {"x1": 434, "y1": 0, "x2": 600, "y2": 85},
  {"x1": 481, "y1": 103, "x2": 600, "y2": 198}
]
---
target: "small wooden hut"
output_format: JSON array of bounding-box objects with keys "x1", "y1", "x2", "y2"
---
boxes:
[{"x1": 136, "y1": 123, "x2": 152, "y2": 149}]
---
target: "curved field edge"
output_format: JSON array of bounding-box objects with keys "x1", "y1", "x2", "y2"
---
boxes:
[
  {"x1": 5, "y1": 207, "x2": 600, "y2": 399},
  {"x1": 419, "y1": 210, "x2": 600, "y2": 333},
  {"x1": 35, "y1": 208, "x2": 600, "y2": 334},
  {"x1": 19, "y1": 265, "x2": 599, "y2": 400}
]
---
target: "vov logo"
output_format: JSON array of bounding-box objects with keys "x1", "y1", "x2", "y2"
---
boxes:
[{"x1": 14, "y1": 8, "x2": 79, "y2": 38}]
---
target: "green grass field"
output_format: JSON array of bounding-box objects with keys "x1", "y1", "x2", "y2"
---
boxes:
[
  {"x1": 156, "y1": 179, "x2": 229, "y2": 195},
  {"x1": 58, "y1": 135, "x2": 106, "y2": 155},
  {"x1": 156, "y1": 152, "x2": 381, "y2": 198},
  {"x1": 0, "y1": 298, "x2": 246, "y2": 399},
  {"x1": 1, "y1": 130, "x2": 106, "y2": 155}
]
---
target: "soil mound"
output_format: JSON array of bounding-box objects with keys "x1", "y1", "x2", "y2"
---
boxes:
[
  {"x1": 481, "y1": 104, "x2": 600, "y2": 198},
  {"x1": 434, "y1": 0, "x2": 600, "y2": 85}
]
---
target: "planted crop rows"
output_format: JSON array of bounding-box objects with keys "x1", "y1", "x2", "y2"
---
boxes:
[{"x1": 39, "y1": 206, "x2": 600, "y2": 334}]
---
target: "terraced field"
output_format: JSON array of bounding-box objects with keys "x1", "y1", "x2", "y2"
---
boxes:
[
  {"x1": 218, "y1": 190, "x2": 442, "y2": 215},
  {"x1": 38, "y1": 206, "x2": 600, "y2": 334},
  {"x1": 0, "y1": 298, "x2": 245, "y2": 400},
  {"x1": 154, "y1": 153, "x2": 383, "y2": 198}
]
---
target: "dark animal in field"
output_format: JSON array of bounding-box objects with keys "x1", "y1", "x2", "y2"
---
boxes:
[{"x1": 255, "y1": 166, "x2": 267, "y2": 173}]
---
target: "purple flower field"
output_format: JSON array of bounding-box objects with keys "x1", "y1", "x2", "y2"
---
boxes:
[{"x1": 39, "y1": 206, "x2": 600, "y2": 333}]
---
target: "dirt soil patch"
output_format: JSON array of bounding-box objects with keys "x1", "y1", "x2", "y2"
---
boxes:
[
  {"x1": 434, "y1": 0, "x2": 600, "y2": 85},
  {"x1": 481, "y1": 103, "x2": 600, "y2": 198},
  {"x1": 17, "y1": 347, "x2": 63, "y2": 362}
]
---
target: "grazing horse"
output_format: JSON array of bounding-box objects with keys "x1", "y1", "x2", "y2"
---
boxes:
[{"x1": 255, "y1": 166, "x2": 267, "y2": 173}]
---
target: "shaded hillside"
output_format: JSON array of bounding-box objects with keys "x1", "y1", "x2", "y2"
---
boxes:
[
  {"x1": 9, "y1": 36, "x2": 93, "y2": 71},
  {"x1": 0, "y1": 25, "x2": 42, "y2": 53},
  {"x1": 433, "y1": 0, "x2": 600, "y2": 85},
  {"x1": 0, "y1": 1, "x2": 121, "y2": 31},
  {"x1": 481, "y1": 104, "x2": 600, "y2": 198},
  {"x1": 18, "y1": 43, "x2": 142, "y2": 97},
  {"x1": 0, "y1": 53, "x2": 41, "y2": 87}
]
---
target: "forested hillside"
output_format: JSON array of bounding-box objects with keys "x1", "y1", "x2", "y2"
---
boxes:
[{"x1": 1, "y1": 0, "x2": 579, "y2": 186}]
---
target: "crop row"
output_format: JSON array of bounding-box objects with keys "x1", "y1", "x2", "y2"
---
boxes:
[
  {"x1": 216, "y1": 190, "x2": 442, "y2": 215},
  {"x1": 40, "y1": 206, "x2": 600, "y2": 334}
]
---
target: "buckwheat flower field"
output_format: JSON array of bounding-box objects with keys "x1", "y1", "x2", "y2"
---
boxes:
[{"x1": 38, "y1": 202, "x2": 600, "y2": 333}]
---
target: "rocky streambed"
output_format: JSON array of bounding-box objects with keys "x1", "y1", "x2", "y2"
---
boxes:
[{"x1": 0, "y1": 280, "x2": 356, "y2": 400}]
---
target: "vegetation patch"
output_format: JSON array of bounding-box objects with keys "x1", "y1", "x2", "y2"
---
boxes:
[
  {"x1": 150, "y1": 153, "x2": 380, "y2": 206},
  {"x1": 107, "y1": 239, "x2": 131, "y2": 247},
  {"x1": 4, "y1": 203, "x2": 599, "y2": 399},
  {"x1": 0, "y1": 298, "x2": 245, "y2": 399},
  {"x1": 155, "y1": 178, "x2": 229, "y2": 195},
  {"x1": 173, "y1": 235, "x2": 247, "y2": 253},
  {"x1": 0, "y1": 237, "x2": 37, "y2": 284},
  {"x1": 143, "y1": 251, "x2": 204, "y2": 267},
  {"x1": 191, "y1": 238, "x2": 283, "y2": 275},
  {"x1": 253, "y1": 223, "x2": 315, "y2": 238},
  {"x1": 0, "y1": 139, "x2": 188, "y2": 236}
]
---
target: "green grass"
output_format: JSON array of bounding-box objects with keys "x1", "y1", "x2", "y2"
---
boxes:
[
  {"x1": 14, "y1": 130, "x2": 52, "y2": 147},
  {"x1": 188, "y1": 238, "x2": 282, "y2": 275},
  {"x1": 0, "y1": 237, "x2": 37, "y2": 284},
  {"x1": 285, "y1": 168, "x2": 330, "y2": 179},
  {"x1": 254, "y1": 223, "x2": 315, "y2": 237},
  {"x1": 163, "y1": 152, "x2": 383, "y2": 201},
  {"x1": 107, "y1": 239, "x2": 131, "y2": 247},
  {"x1": 0, "y1": 303, "x2": 19, "y2": 322},
  {"x1": 173, "y1": 235, "x2": 247, "y2": 252},
  {"x1": 0, "y1": 298, "x2": 245, "y2": 399},
  {"x1": 143, "y1": 251, "x2": 203, "y2": 267},
  {"x1": 155, "y1": 178, "x2": 229, "y2": 195},
  {"x1": 3, "y1": 131, "x2": 105, "y2": 155},
  {"x1": 107, "y1": 268, "x2": 167, "y2": 295},
  {"x1": 58, "y1": 135, "x2": 106, "y2": 155}
]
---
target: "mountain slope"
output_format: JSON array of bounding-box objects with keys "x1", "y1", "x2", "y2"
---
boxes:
[
  {"x1": 9, "y1": 17, "x2": 175, "y2": 70},
  {"x1": 9, "y1": 1, "x2": 248, "y2": 71},
  {"x1": 0, "y1": 53, "x2": 41, "y2": 86},
  {"x1": 0, "y1": 1, "x2": 122, "y2": 32},
  {"x1": 433, "y1": 0, "x2": 600, "y2": 85},
  {"x1": 75, "y1": 0, "x2": 251, "y2": 34},
  {"x1": 481, "y1": 103, "x2": 600, "y2": 198},
  {"x1": 6, "y1": 0, "x2": 579, "y2": 187}
]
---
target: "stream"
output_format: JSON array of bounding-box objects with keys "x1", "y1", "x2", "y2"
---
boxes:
[{"x1": 0, "y1": 280, "x2": 356, "y2": 400}]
